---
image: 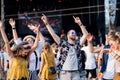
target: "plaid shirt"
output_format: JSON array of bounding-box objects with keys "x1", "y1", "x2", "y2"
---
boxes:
[{"x1": 56, "y1": 38, "x2": 85, "y2": 71}]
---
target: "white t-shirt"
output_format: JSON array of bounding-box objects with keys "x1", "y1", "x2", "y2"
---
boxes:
[
  {"x1": 62, "y1": 46, "x2": 78, "y2": 70},
  {"x1": 2, "y1": 51, "x2": 8, "y2": 71},
  {"x1": 81, "y1": 46, "x2": 96, "y2": 69},
  {"x1": 29, "y1": 40, "x2": 45, "y2": 71},
  {"x1": 14, "y1": 38, "x2": 22, "y2": 45},
  {"x1": 103, "y1": 53, "x2": 115, "y2": 79},
  {"x1": 114, "y1": 50, "x2": 120, "y2": 73}
]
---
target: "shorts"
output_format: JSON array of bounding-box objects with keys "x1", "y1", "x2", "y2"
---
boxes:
[{"x1": 86, "y1": 68, "x2": 97, "y2": 78}]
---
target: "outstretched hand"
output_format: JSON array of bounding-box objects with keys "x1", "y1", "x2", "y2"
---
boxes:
[
  {"x1": 9, "y1": 18, "x2": 15, "y2": 28},
  {"x1": 34, "y1": 25, "x2": 40, "y2": 33},
  {"x1": 73, "y1": 16, "x2": 82, "y2": 25},
  {"x1": 28, "y1": 23, "x2": 40, "y2": 33}
]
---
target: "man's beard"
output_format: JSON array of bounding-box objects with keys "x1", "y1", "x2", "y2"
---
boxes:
[{"x1": 70, "y1": 37, "x2": 76, "y2": 41}]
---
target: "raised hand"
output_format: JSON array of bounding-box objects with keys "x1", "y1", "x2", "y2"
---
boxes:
[
  {"x1": 86, "y1": 33, "x2": 93, "y2": 42},
  {"x1": 28, "y1": 24, "x2": 40, "y2": 33},
  {"x1": 9, "y1": 18, "x2": 15, "y2": 28},
  {"x1": 73, "y1": 16, "x2": 82, "y2": 25},
  {"x1": 34, "y1": 25, "x2": 40, "y2": 33},
  {"x1": 41, "y1": 14, "x2": 48, "y2": 25}
]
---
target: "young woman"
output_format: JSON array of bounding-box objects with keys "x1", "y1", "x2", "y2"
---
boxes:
[
  {"x1": 108, "y1": 34, "x2": 120, "y2": 80},
  {"x1": 9, "y1": 18, "x2": 45, "y2": 80},
  {"x1": 38, "y1": 42, "x2": 57, "y2": 80},
  {"x1": 0, "y1": 21, "x2": 39, "y2": 80}
]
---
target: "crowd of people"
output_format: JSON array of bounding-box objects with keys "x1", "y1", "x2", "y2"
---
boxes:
[{"x1": 0, "y1": 14, "x2": 120, "y2": 80}]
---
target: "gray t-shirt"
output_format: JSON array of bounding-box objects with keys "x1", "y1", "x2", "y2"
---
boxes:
[{"x1": 62, "y1": 46, "x2": 78, "y2": 70}]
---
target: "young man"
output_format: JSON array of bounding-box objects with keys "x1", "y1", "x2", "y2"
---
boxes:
[{"x1": 41, "y1": 14, "x2": 93, "y2": 80}]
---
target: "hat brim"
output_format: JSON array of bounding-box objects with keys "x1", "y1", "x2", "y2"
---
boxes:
[{"x1": 23, "y1": 35, "x2": 35, "y2": 42}]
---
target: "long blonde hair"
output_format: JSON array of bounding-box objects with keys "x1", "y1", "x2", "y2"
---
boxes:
[{"x1": 43, "y1": 42, "x2": 52, "y2": 54}]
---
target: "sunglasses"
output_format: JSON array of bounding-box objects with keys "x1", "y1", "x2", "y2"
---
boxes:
[{"x1": 71, "y1": 31, "x2": 76, "y2": 35}]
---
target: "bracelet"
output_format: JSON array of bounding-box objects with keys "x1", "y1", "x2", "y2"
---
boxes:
[
  {"x1": 12, "y1": 28, "x2": 16, "y2": 29},
  {"x1": 78, "y1": 22, "x2": 83, "y2": 26},
  {"x1": 45, "y1": 23, "x2": 49, "y2": 25},
  {"x1": 78, "y1": 23, "x2": 83, "y2": 26}
]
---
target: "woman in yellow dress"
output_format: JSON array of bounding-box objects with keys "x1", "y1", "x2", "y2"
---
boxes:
[
  {"x1": 38, "y1": 42, "x2": 57, "y2": 80},
  {"x1": 0, "y1": 21, "x2": 39, "y2": 80}
]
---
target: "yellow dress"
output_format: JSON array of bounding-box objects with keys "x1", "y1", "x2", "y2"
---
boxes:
[
  {"x1": 41, "y1": 52, "x2": 56, "y2": 79},
  {"x1": 7, "y1": 57, "x2": 29, "y2": 80}
]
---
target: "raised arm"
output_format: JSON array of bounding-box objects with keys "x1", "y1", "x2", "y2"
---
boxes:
[
  {"x1": 30, "y1": 26, "x2": 40, "y2": 53},
  {"x1": 9, "y1": 18, "x2": 18, "y2": 41},
  {"x1": 39, "y1": 31, "x2": 45, "y2": 41},
  {"x1": 110, "y1": 50, "x2": 120, "y2": 62},
  {"x1": 0, "y1": 21, "x2": 12, "y2": 57},
  {"x1": 28, "y1": 24, "x2": 45, "y2": 41},
  {"x1": 73, "y1": 16, "x2": 88, "y2": 45},
  {"x1": 86, "y1": 33, "x2": 94, "y2": 53},
  {"x1": 41, "y1": 14, "x2": 60, "y2": 44}
]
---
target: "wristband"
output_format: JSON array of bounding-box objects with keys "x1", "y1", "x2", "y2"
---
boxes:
[
  {"x1": 80, "y1": 24, "x2": 83, "y2": 26},
  {"x1": 12, "y1": 28, "x2": 16, "y2": 29},
  {"x1": 45, "y1": 23, "x2": 49, "y2": 25}
]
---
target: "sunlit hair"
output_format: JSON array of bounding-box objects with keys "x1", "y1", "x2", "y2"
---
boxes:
[
  {"x1": 115, "y1": 32, "x2": 120, "y2": 38},
  {"x1": 107, "y1": 30, "x2": 115, "y2": 38},
  {"x1": 107, "y1": 31, "x2": 115, "y2": 40},
  {"x1": 12, "y1": 42, "x2": 31, "y2": 57},
  {"x1": 109, "y1": 35, "x2": 120, "y2": 51},
  {"x1": 43, "y1": 42, "x2": 52, "y2": 53}
]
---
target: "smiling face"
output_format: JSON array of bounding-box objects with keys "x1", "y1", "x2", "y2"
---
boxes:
[
  {"x1": 17, "y1": 42, "x2": 31, "y2": 57},
  {"x1": 25, "y1": 37, "x2": 34, "y2": 47},
  {"x1": 21, "y1": 49, "x2": 30, "y2": 57},
  {"x1": 109, "y1": 35, "x2": 120, "y2": 50}
]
